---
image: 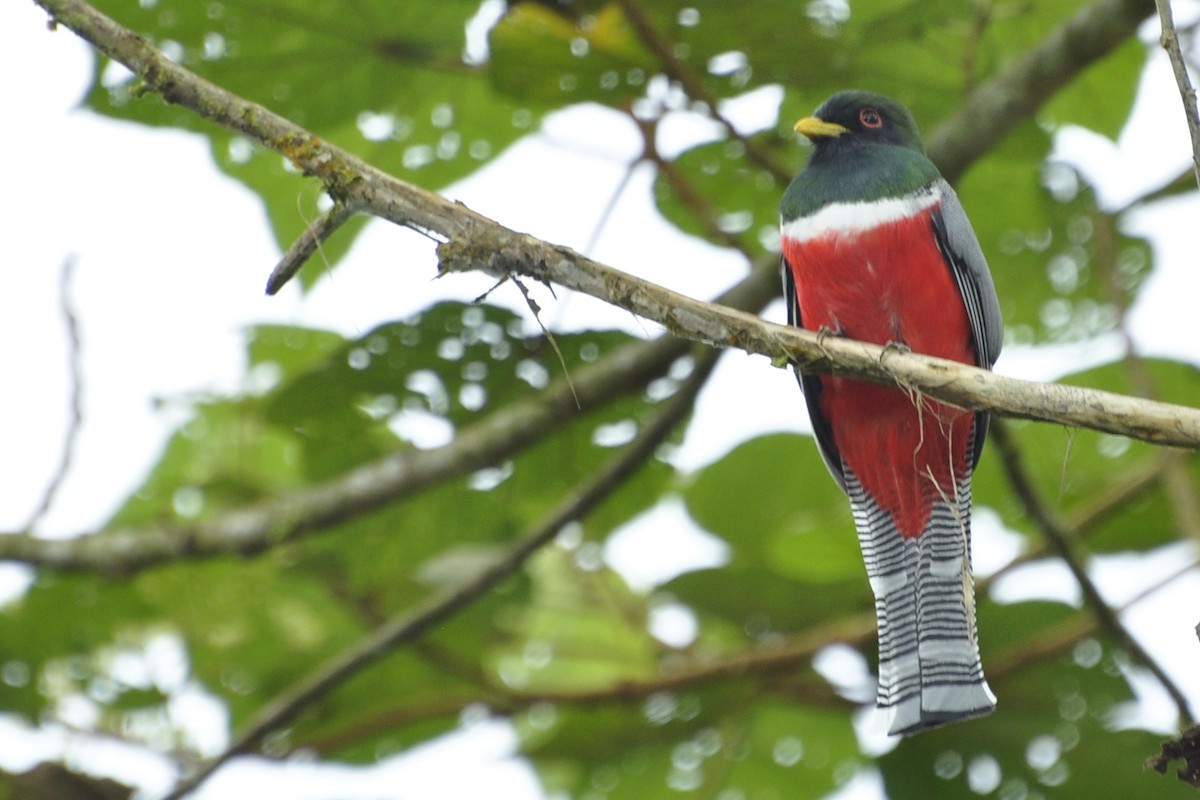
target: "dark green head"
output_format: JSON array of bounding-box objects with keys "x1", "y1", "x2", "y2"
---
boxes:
[
  {"x1": 782, "y1": 91, "x2": 939, "y2": 218},
  {"x1": 795, "y1": 90, "x2": 925, "y2": 154}
]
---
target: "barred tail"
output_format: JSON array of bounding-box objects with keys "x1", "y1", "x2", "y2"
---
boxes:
[{"x1": 846, "y1": 470, "x2": 996, "y2": 735}]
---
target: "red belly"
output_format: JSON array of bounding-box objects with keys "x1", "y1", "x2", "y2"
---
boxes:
[{"x1": 782, "y1": 209, "x2": 977, "y2": 538}]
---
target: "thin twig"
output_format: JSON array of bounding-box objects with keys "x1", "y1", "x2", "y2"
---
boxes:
[
  {"x1": 612, "y1": 0, "x2": 793, "y2": 184},
  {"x1": 161, "y1": 347, "x2": 723, "y2": 800},
  {"x1": 23, "y1": 256, "x2": 83, "y2": 531},
  {"x1": 1154, "y1": 0, "x2": 1200, "y2": 189},
  {"x1": 511, "y1": 274, "x2": 580, "y2": 408},
  {"x1": 989, "y1": 421, "x2": 1197, "y2": 724},
  {"x1": 634, "y1": 114, "x2": 756, "y2": 256},
  {"x1": 583, "y1": 157, "x2": 638, "y2": 257}
]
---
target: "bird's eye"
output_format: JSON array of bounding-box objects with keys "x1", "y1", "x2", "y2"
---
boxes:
[{"x1": 859, "y1": 107, "x2": 883, "y2": 128}]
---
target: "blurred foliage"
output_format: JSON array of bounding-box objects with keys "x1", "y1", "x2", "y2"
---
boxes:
[{"x1": 6, "y1": 0, "x2": 1198, "y2": 798}]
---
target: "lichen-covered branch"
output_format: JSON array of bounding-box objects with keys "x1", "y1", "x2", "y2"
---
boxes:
[
  {"x1": 34, "y1": 0, "x2": 1192, "y2": 440},
  {"x1": 435, "y1": 227, "x2": 1200, "y2": 447}
]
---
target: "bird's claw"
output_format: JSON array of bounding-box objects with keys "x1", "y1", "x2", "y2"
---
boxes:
[
  {"x1": 811, "y1": 326, "x2": 839, "y2": 363},
  {"x1": 880, "y1": 340, "x2": 911, "y2": 361}
]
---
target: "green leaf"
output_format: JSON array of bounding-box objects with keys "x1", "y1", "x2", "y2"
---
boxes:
[
  {"x1": 723, "y1": 703, "x2": 862, "y2": 798},
  {"x1": 107, "y1": 686, "x2": 170, "y2": 712},
  {"x1": 526, "y1": 692, "x2": 860, "y2": 799},
  {"x1": 665, "y1": 566, "x2": 871, "y2": 644},
  {"x1": 489, "y1": 3, "x2": 654, "y2": 105},
  {"x1": 1043, "y1": 36, "x2": 1146, "y2": 138},
  {"x1": 247, "y1": 324, "x2": 348, "y2": 382},
  {"x1": 106, "y1": 399, "x2": 305, "y2": 527},
  {"x1": 490, "y1": 548, "x2": 658, "y2": 693},
  {"x1": 669, "y1": 433, "x2": 873, "y2": 637},
  {"x1": 0, "y1": 574, "x2": 152, "y2": 722},
  {"x1": 134, "y1": 557, "x2": 368, "y2": 726},
  {"x1": 683, "y1": 433, "x2": 855, "y2": 577}
]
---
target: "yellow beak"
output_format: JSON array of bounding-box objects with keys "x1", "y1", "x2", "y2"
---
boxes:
[{"x1": 794, "y1": 116, "x2": 848, "y2": 140}]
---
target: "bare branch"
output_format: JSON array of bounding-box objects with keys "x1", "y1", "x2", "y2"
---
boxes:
[
  {"x1": 162, "y1": 347, "x2": 722, "y2": 800},
  {"x1": 1154, "y1": 0, "x2": 1200, "y2": 189},
  {"x1": 24, "y1": 256, "x2": 84, "y2": 530}
]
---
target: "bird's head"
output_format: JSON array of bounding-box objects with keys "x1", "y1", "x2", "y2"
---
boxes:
[{"x1": 794, "y1": 91, "x2": 924, "y2": 154}]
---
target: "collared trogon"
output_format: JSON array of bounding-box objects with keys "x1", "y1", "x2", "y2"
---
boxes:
[{"x1": 779, "y1": 91, "x2": 1003, "y2": 735}]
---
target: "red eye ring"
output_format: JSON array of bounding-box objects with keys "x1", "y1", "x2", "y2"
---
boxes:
[{"x1": 859, "y1": 107, "x2": 883, "y2": 128}]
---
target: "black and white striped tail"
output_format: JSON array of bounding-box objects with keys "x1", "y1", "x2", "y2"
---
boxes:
[{"x1": 846, "y1": 470, "x2": 996, "y2": 735}]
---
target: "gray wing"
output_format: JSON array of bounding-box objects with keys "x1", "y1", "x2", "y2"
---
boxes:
[
  {"x1": 930, "y1": 178, "x2": 1004, "y2": 467},
  {"x1": 931, "y1": 179, "x2": 1003, "y2": 369}
]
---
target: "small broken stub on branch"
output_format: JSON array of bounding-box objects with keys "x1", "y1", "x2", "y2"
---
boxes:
[
  {"x1": 436, "y1": 230, "x2": 523, "y2": 281},
  {"x1": 435, "y1": 238, "x2": 480, "y2": 277},
  {"x1": 1146, "y1": 724, "x2": 1200, "y2": 789}
]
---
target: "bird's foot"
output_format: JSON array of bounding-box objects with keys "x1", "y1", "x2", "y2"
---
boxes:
[
  {"x1": 880, "y1": 340, "x2": 911, "y2": 361},
  {"x1": 814, "y1": 325, "x2": 840, "y2": 359}
]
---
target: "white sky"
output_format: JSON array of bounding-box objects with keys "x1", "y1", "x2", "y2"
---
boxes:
[{"x1": 3, "y1": 1, "x2": 1200, "y2": 798}]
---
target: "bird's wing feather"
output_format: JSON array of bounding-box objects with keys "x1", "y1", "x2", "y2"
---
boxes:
[
  {"x1": 781, "y1": 255, "x2": 846, "y2": 491},
  {"x1": 931, "y1": 180, "x2": 1003, "y2": 368},
  {"x1": 930, "y1": 178, "x2": 1004, "y2": 467}
]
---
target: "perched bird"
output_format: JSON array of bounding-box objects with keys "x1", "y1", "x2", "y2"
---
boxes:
[{"x1": 779, "y1": 91, "x2": 1002, "y2": 735}]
